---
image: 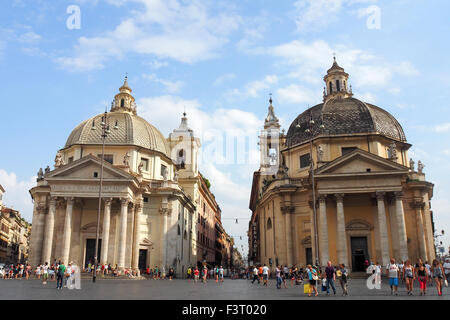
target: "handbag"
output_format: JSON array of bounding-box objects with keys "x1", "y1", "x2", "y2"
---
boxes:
[
  {"x1": 303, "y1": 283, "x2": 310, "y2": 294},
  {"x1": 445, "y1": 279, "x2": 448, "y2": 287}
]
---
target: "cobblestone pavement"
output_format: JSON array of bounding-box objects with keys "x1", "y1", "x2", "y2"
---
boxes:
[{"x1": 0, "y1": 278, "x2": 448, "y2": 300}]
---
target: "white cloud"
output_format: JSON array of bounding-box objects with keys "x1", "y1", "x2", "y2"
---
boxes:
[
  {"x1": 212, "y1": 73, "x2": 236, "y2": 87},
  {"x1": 227, "y1": 75, "x2": 278, "y2": 100},
  {"x1": 58, "y1": 0, "x2": 241, "y2": 71},
  {"x1": 142, "y1": 73, "x2": 184, "y2": 94},
  {"x1": 293, "y1": 0, "x2": 343, "y2": 33},
  {"x1": 276, "y1": 84, "x2": 318, "y2": 104},
  {"x1": 0, "y1": 170, "x2": 35, "y2": 222},
  {"x1": 433, "y1": 123, "x2": 450, "y2": 133}
]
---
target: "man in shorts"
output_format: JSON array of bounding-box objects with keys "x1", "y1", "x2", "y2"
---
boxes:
[
  {"x1": 262, "y1": 264, "x2": 270, "y2": 286},
  {"x1": 386, "y1": 258, "x2": 399, "y2": 295}
]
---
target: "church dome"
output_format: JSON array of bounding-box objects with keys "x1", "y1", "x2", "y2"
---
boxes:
[
  {"x1": 64, "y1": 77, "x2": 170, "y2": 156},
  {"x1": 286, "y1": 58, "x2": 407, "y2": 148},
  {"x1": 286, "y1": 97, "x2": 407, "y2": 147}
]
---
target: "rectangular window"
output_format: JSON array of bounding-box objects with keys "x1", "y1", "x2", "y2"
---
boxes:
[
  {"x1": 143, "y1": 197, "x2": 148, "y2": 203},
  {"x1": 300, "y1": 153, "x2": 310, "y2": 168},
  {"x1": 68, "y1": 157, "x2": 74, "y2": 164},
  {"x1": 98, "y1": 154, "x2": 113, "y2": 164},
  {"x1": 342, "y1": 147, "x2": 357, "y2": 156},
  {"x1": 141, "y1": 158, "x2": 149, "y2": 171},
  {"x1": 160, "y1": 164, "x2": 167, "y2": 176}
]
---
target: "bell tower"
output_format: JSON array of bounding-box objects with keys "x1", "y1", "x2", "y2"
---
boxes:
[
  {"x1": 259, "y1": 95, "x2": 281, "y2": 175},
  {"x1": 323, "y1": 56, "x2": 353, "y2": 102},
  {"x1": 169, "y1": 112, "x2": 200, "y2": 178}
]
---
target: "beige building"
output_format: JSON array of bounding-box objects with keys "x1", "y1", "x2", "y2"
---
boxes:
[
  {"x1": 28, "y1": 78, "x2": 225, "y2": 276},
  {"x1": 0, "y1": 185, "x2": 31, "y2": 264},
  {"x1": 249, "y1": 59, "x2": 435, "y2": 271}
]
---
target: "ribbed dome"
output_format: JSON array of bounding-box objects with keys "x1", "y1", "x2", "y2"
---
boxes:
[
  {"x1": 286, "y1": 97, "x2": 406, "y2": 147},
  {"x1": 64, "y1": 111, "x2": 170, "y2": 156}
]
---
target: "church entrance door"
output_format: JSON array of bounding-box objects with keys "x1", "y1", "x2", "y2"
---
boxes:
[
  {"x1": 351, "y1": 237, "x2": 368, "y2": 272},
  {"x1": 139, "y1": 249, "x2": 147, "y2": 271},
  {"x1": 85, "y1": 239, "x2": 101, "y2": 268}
]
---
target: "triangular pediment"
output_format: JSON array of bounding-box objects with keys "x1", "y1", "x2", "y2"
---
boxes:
[
  {"x1": 46, "y1": 154, "x2": 135, "y2": 181},
  {"x1": 316, "y1": 148, "x2": 409, "y2": 176}
]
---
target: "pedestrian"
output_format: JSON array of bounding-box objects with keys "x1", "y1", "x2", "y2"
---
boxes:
[
  {"x1": 219, "y1": 266, "x2": 224, "y2": 283},
  {"x1": 262, "y1": 264, "x2": 270, "y2": 286},
  {"x1": 324, "y1": 261, "x2": 336, "y2": 295},
  {"x1": 251, "y1": 265, "x2": 260, "y2": 284},
  {"x1": 194, "y1": 266, "x2": 199, "y2": 283},
  {"x1": 364, "y1": 259, "x2": 369, "y2": 272},
  {"x1": 443, "y1": 258, "x2": 450, "y2": 283},
  {"x1": 258, "y1": 265, "x2": 263, "y2": 283},
  {"x1": 398, "y1": 260, "x2": 405, "y2": 284},
  {"x1": 56, "y1": 261, "x2": 66, "y2": 289},
  {"x1": 168, "y1": 267, "x2": 174, "y2": 280},
  {"x1": 431, "y1": 259, "x2": 447, "y2": 296},
  {"x1": 403, "y1": 260, "x2": 415, "y2": 295},
  {"x1": 202, "y1": 265, "x2": 208, "y2": 283},
  {"x1": 337, "y1": 264, "x2": 349, "y2": 296},
  {"x1": 416, "y1": 260, "x2": 427, "y2": 296},
  {"x1": 386, "y1": 258, "x2": 400, "y2": 295},
  {"x1": 306, "y1": 264, "x2": 319, "y2": 297},
  {"x1": 154, "y1": 266, "x2": 159, "y2": 280},
  {"x1": 42, "y1": 262, "x2": 49, "y2": 285},
  {"x1": 36, "y1": 264, "x2": 41, "y2": 280},
  {"x1": 275, "y1": 265, "x2": 282, "y2": 289},
  {"x1": 65, "y1": 262, "x2": 73, "y2": 288},
  {"x1": 161, "y1": 265, "x2": 166, "y2": 279}
]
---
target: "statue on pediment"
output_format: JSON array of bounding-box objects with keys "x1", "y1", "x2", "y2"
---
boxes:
[
  {"x1": 37, "y1": 168, "x2": 44, "y2": 181},
  {"x1": 409, "y1": 158, "x2": 415, "y2": 171},
  {"x1": 417, "y1": 160, "x2": 424, "y2": 174},
  {"x1": 45, "y1": 166, "x2": 50, "y2": 174},
  {"x1": 123, "y1": 152, "x2": 130, "y2": 167},
  {"x1": 54, "y1": 152, "x2": 65, "y2": 168}
]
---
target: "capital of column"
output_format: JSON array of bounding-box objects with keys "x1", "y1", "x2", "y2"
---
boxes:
[
  {"x1": 64, "y1": 197, "x2": 75, "y2": 205},
  {"x1": 375, "y1": 191, "x2": 386, "y2": 201},
  {"x1": 36, "y1": 202, "x2": 47, "y2": 214},
  {"x1": 318, "y1": 194, "x2": 327, "y2": 203},
  {"x1": 393, "y1": 191, "x2": 404, "y2": 200},
  {"x1": 103, "y1": 197, "x2": 113, "y2": 206},
  {"x1": 120, "y1": 198, "x2": 130, "y2": 206},
  {"x1": 49, "y1": 196, "x2": 57, "y2": 207},
  {"x1": 334, "y1": 193, "x2": 344, "y2": 202}
]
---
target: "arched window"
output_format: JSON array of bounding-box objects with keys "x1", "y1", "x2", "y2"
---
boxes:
[
  {"x1": 267, "y1": 218, "x2": 272, "y2": 230},
  {"x1": 177, "y1": 225, "x2": 181, "y2": 235},
  {"x1": 184, "y1": 230, "x2": 187, "y2": 240},
  {"x1": 329, "y1": 81, "x2": 333, "y2": 94},
  {"x1": 177, "y1": 149, "x2": 186, "y2": 169},
  {"x1": 120, "y1": 99, "x2": 125, "y2": 108},
  {"x1": 336, "y1": 79, "x2": 340, "y2": 91}
]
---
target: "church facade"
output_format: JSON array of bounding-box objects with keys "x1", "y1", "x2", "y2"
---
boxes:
[
  {"x1": 28, "y1": 78, "x2": 220, "y2": 276},
  {"x1": 248, "y1": 60, "x2": 435, "y2": 271}
]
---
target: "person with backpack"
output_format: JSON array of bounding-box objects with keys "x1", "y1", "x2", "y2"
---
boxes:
[
  {"x1": 337, "y1": 264, "x2": 349, "y2": 296},
  {"x1": 56, "y1": 261, "x2": 66, "y2": 290},
  {"x1": 386, "y1": 258, "x2": 400, "y2": 295}
]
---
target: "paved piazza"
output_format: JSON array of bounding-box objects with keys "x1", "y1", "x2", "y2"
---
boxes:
[{"x1": 0, "y1": 278, "x2": 448, "y2": 300}]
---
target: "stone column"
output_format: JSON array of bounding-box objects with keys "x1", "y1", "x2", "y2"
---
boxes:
[
  {"x1": 335, "y1": 193, "x2": 348, "y2": 266},
  {"x1": 318, "y1": 194, "x2": 329, "y2": 266},
  {"x1": 42, "y1": 196, "x2": 57, "y2": 264},
  {"x1": 422, "y1": 193, "x2": 435, "y2": 261},
  {"x1": 100, "y1": 198, "x2": 112, "y2": 265},
  {"x1": 132, "y1": 198, "x2": 143, "y2": 273},
  {"x1": 413, "y1": 199, "x2": 428, "y2": 261},
  {"x1": 118, "y1": 198, "x2": 129, "y2": 270},
  {"x1": 284, "y1": 205, "x2": 293, "y2": 266},
  {"x1": 160, "y1": 197, "x2": 170, "y2": 268},
  {"x1": 394, "y1": 192, "x2": 408, "y2": 261},
  {"x1": 30, "y1": 201, "x2": 46, "y2": 266},
  {"x1": 61, "y1": 197, "x2": 74, "y2": 264},
  {"x1": 376, "y1": 192, "x2": 390, "y2": 266}
]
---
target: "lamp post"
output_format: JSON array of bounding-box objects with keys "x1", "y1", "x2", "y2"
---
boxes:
[
  {"x1": 296, "y1": 108, "x2": 324, "y2": 267},
  {"x1": 93, "y1": 110, "x2": 110, "y2": 283}
]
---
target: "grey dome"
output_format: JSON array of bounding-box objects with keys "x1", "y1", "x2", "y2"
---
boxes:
[
  {"x1": 64, "y1": 111, "x2": 170, "y2": 156},
  {"x1": 286, "y1": 97, "x2": 406, "y2": 147}
]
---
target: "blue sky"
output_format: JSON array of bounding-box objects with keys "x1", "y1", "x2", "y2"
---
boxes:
[{"x1": 1, "y1": 0, "x2": 449, "y2": 257}]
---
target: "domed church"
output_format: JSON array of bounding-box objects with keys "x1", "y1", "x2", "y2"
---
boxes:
[
  {"x1": 29, "y1": 78, "x2": 207, "y2": 276},
  {"x1": 249, "y1": 59, "x2": 435, "y2": 271}
]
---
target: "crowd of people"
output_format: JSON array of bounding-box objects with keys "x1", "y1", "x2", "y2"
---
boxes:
[{"x1": 247, "y1": 257, "x2": 450, "y2": 297}]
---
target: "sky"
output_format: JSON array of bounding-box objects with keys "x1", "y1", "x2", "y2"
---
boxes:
[{"x1": 1, "y1": 0, "x2": 449, "y2": 259}]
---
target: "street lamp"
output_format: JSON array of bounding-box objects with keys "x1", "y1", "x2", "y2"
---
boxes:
[
  {"x1": 296, "y1": 108, "x2": 324, "y2": 267},
  {"x1": 93, "y1": 110, "x2": 110, "y2": 283}
]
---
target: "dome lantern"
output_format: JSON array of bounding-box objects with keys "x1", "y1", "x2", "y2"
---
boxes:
[
  {"x1": 111, "y1": 75, "x2": 137, "y2": 115},
  {"x1": 323, "y1": 56, "x2": 353, "y2": 102}
]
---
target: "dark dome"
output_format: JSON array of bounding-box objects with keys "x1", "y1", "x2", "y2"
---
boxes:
[{"x1": 286, "y1": 97, "x2": 406, "y2": 147}]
